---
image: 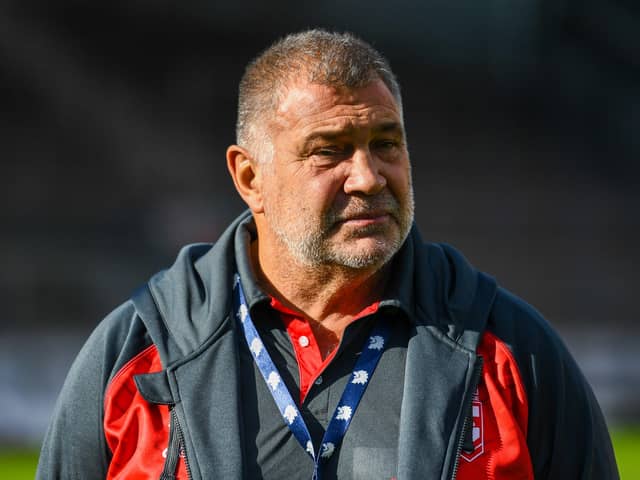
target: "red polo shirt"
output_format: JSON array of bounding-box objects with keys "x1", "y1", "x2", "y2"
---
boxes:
[{"x1": 269, "y1": 296, "x2": 380, "y2": 403}]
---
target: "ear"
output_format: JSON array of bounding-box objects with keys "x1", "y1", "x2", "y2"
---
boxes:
[{"x1": 226, "y1": 145, "x2": 265, "y2": 213}]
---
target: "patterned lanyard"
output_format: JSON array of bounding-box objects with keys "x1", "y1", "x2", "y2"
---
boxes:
[{"x1": 233, "y1": 274, "x2": 390, "y2": 480}]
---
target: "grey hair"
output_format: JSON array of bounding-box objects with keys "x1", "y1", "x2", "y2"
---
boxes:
[{"x1": 236, "y1": 29, "x2": 402, "y2": 162}]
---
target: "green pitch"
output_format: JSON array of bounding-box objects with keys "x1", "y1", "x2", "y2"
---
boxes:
[
  {"x1": 613, "y1": 426, "x2": 640, "y2": 479},
  {"x1": 2, "y1": 427, "x2": 639, "y2": 479},
  {"x1": 0, "y1": 449, "x2": 39, "y2": 479}
]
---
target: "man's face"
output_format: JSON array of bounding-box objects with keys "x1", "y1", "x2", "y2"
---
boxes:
[{"x1": 258, "y1": 78, "x2": 414, "y2": 270}]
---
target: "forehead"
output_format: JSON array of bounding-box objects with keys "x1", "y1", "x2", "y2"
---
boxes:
[{"x1": 273, "y1": 79, "x2": 403, "y2": 138}]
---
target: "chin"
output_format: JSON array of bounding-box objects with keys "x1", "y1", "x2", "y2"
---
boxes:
[{"x1": 328, "y1": 239, "x2": 399, "y2": 270}]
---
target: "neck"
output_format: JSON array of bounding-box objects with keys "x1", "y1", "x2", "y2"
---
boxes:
[{"x1": 250, "y1": 237, "x2": 389, "y2": 350}]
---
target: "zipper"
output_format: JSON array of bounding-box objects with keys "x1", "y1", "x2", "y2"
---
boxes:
[
  {"x1": 173, "y1": 408, "x2": 193, "y2": 480},
  {"x1": 161, "y1": 407, "x2": 193, "y2": 480},
  {"x1": 450, "y1": 357, "x2": 483, "y2": 480}
]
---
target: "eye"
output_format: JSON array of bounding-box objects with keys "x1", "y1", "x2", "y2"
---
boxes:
[
  {"x1": 310, "y1": 144, "x2": 353, "y2": 166},
  {"x1": 316, "y1": 147, "x2": 342, "y2": 156},
  {"x1": 372, "y1": 139, "x2": 400, "y2": 151}
]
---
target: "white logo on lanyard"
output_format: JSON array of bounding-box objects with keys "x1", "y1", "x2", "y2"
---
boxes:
[
  {"x1": 250, "y1": 338, "x2": 263, "y2": 356},
  {"x1": 320, "y1": 442, "x2": 335, "y2": 459},
  {"x1": 306, "y1": 441, "x2": 315, "y2": 456},
  {"x1": 368, "y1": 335, "x2": 385, "y2": 350},
  {"x1": 352, "y1": 370, "x2": 369, "y2": 385},
  {"x1": 237, "y1": 304, "x2": 249, "y2": 323},
  {"x1": 335, "y1": 406, "x2": 352, "y2": 421},
  {"x1": 267, "y1": 371, "x2": 281, "y2": 390},
  {"x1": 283, "y1": 405, "x2": 298, "y2": 424}
]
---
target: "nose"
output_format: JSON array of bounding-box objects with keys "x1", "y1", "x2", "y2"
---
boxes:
[{"x1": 343, "y1": 148, "x2": 387, "y2": 195}]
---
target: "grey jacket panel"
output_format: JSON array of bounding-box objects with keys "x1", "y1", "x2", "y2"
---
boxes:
[{"x1": 36, "y1": 302, "x2": 151, "y2": 479}]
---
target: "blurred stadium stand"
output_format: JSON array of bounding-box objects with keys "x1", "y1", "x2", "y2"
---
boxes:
[{"x1": 1, "y1": 0, "x2": 638, "y2": 445}]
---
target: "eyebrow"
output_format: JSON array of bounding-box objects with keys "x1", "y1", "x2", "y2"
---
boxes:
[
  {"x1": 303, "y1": 120, "x2": 404, "y2": 145},
  {"x1": 374, "y1": 121, "x2": 404, "y2": 135}
]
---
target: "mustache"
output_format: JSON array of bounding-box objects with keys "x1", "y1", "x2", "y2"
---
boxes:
[{"x1": 326, "y1": 192, "x2": 401, "y2": 223}]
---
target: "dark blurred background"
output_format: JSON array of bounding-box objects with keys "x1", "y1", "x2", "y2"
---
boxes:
[{"x1": 1, "y1": 0, "x2": 638, "y2": 447}]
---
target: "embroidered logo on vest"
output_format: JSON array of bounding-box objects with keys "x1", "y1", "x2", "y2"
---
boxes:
[{"x1": 461, "y1": 391, "x2": 484, "y2": 462}]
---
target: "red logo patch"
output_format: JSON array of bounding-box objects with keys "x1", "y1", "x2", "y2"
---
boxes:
[{"x1": 460, "y1": 393, "x2": 484, "y2": 462}]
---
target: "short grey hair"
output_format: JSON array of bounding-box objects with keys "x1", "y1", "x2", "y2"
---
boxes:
[{"x1": 236, "y1": 29, "x2": 402, "y2": 162}]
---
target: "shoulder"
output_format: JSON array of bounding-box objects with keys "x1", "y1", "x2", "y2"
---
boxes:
[
  {"x1": 77, "y1": 299, "x2": 156, "y2": 388},
  {"x1": 485, "y1": 286, "x2": 595, "y2": 417},
  {"x1": 486, "y1": 288, "x2": 618, "y2": 477},
  {"x1": 488, "y1": 286, "x2": 571, "y2": 366}
]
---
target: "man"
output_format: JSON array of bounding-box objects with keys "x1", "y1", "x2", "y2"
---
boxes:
[{"x1": 38, "y1": 30, "x2": 618, "y2": 479}]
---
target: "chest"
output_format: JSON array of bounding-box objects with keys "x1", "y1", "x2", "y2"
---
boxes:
[{"x1": 239, "y1": 311, "x2": 409, "y2": 479}]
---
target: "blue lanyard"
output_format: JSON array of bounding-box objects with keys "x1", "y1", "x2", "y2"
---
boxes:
[{"x1": 233, "y1": 274, "x2": 390, "y2": 480}]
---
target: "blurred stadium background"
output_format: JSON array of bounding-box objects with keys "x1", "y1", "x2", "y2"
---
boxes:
[{"x1": 1, "y1": 0, "x2": 638, "y2": 475}]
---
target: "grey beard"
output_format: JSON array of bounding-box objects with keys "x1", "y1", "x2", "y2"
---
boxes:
[{"x1": 272, "y1": 190, "x2": 415, "y2": 270}]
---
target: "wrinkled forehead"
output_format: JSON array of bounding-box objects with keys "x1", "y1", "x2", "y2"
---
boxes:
[{"x1": 271, "y1": 78, "x2": 402, "y2": 134}]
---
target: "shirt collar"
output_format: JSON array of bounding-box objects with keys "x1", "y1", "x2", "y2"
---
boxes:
[{"x1": 233, "y1": 215, "x2": 417, "y2": 322}]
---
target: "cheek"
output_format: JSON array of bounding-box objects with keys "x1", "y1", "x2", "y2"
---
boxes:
[
  {"x1": 385, "y1": 162, "x2": 412, "y2": 197},
  {"x1": 304, "y1": 172, "x2": 344, "y2": 209},
  {"x1": 267, "y1": 175, "x2": 332, "y2": 219}
]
